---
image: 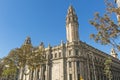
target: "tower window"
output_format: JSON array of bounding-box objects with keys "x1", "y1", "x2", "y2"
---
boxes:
[
  {"x1": 69, "y1": 74, "x2": 72, "y2": 80},
  {"x1": 69, "y1": 50, "x2": 72, "y2": 56},
  {"x1": 69, "y1": 62, "x2": 72, "y2": 68}
]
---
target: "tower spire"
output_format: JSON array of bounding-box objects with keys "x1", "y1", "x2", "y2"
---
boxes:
[
  {"x1": 66, "y1": 5, "x2": 79, "y2": 42},
  {"x1": 110, "y1": 48, "x2": 118, "y2": 58},
  {"x1": 66, "y1": 5, "x2": 78, "y2": 24},
  {"x1": 24, "y1": 36, "x2": 31, "y2": 45}
]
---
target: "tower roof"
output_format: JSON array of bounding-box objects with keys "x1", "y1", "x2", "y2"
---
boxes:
[
  {"x1": 67, "y1": 5, "x2": 76, "y2": 17},
  {"x1": 24, "y1": 36, "x2": 31, "y2": 45},
  {"x1": 66, "y1": 5, "x2": 78, "y2": 24},
  {"x1": 110, "y1": 48, "x2": 118, "y2": 58},
  {"x1": 111, "y1": 48, "x2": 116, "y2": 55}
]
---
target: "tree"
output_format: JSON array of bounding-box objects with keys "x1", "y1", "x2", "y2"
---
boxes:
[
  {"x1": 89, "y1": 0, "x2": 120, "y2": 80},
  {"x1": 2, "y1": 65, "x2": 17, "y2": 79},
  {"x1": 27, "y1": 47, "x2": 45, "y2": 80},
  {"x1": 104, "y1": 57, "x2": 112, "y2": 80},
  {"x1": 0, "y1": 58, "x2": 4, "y2": 78},
  {"x1": 90, "y1": 0, "x2": 120, "y2": 51},
  {"x1": 2, "y1": 49, "x2": 21, "y2": 80},
  {"x1": 2, "y1": 37, "x2": 45, "y2": 80}
]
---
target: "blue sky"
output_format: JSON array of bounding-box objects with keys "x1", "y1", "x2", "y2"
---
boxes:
[{"x1": 0, "y1": 0, "x2": 118, "y2": 58}]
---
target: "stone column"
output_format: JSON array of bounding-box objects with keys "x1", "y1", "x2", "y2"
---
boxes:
[
  {"x1": 41, "y1": 65, "x2": 44, "y2": 80},
  {"x1": 72, "y1": 61, "x2": 77, "y2": 80},
  {"x1": 29, "y1": 70, "x2": 32, "y2": 80},
  {"x1": 45, "y1": 64, "x2": 48, "y2": 80},
  {"x1": 18, "y1": 67, "x2": 23, "y2": 80},
  {"x1": 67, "y1": 62, "x2": 69, "y2": 80},
  {"x1": 75, "y1": 61, "x2": 77, "y2": 80},
  {"x1": 84, "y1": 62, "x2": 88, "y2": 80},
  {"x1": 46, "y1": 64, "x2": 51, "y2": 80},
  {"x1": 87, "y1": 59, "x2": 91, "y2": 80},
  {"x1": 80, "y1": 61, "x2": 84, "y2": 80}
]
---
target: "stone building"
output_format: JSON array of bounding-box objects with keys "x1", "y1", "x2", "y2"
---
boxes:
[
  {"x1": 19, "y1": 6, "x2": 120, "y2": 80},
  {"x1": 115, "y1": 0, "x2": 120, "y2": 24},
  {"x1": 115, "y1": 0, "x2": 120, "y2": 7}
]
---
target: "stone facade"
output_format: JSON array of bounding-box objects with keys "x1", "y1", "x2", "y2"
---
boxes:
[
  {"x1": 18, "y1": 5, "x2": 120, "y2": 80},
  {"x1": 115, "y1": 0, "x2": 120, "y2": 7},
  {"x1": 115, "y1": 0, "x2": 120, "y2": 25}
]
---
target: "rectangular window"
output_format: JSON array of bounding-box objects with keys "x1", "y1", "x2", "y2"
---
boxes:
[
  {"x1": 69, "y1": 74, "x2": 72, "y2": 80},
  {"x1": 55, "y1": 53, "x2": 57, "y2": 58},
  {"x1": 51, "y1": 54, "x2": 53, "y2": 58},
  {"x1": 69, "y1": 62, "x2": 72, "y2": 68},
  {"x1": 59, "y1": 52, "x2": 61, "y2": 57},
  {"x1": 75, "y1": 50, "x2": 79, "y2": 55},
  {"x1": 78, "y1": 74, "x2": 80, "y2": 80},
  {"x1": 77, "y1": 61, "x2": 79, "y2": 67},
  {"x1": 69, "y1": 50, "x2": 71, "y2": 56}
]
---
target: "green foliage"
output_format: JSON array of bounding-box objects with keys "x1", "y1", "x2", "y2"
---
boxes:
[
  {"x1": 3, "y1": 39, "x2": 45, "y2": 77},
  {"x1": 90, "y1": 0, "x2": 120, "y2": 51},
  {"x1": 104, "y1": 57, "x2": 112, "y2": 80},
  {"x1": 0, "y1": 59, "x2": 4, "y2": 77},
  {"x1": 2, "y1": 67, "x2": 17, "y2": 77}
]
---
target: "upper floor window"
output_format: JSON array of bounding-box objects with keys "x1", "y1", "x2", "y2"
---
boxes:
[
  {"x1": 59, "y1": 52, "x2": 61, "y2": 57},
  {"x1": 69, "y1": 74, "x2": 72, "y2": 80},
  {"x1": 69, "y1": 62, "x2": 72, "y2": 68},
  {"x1": 69, "y1": 50, "x2": 72, "y2": 56},
  {"x1": 77, "y1": 61, "x2": 79, "y2": 67},
  {"x1": 55, "y1": 53, "x2": 57, "y2": 58},
  {"x1": 75, "y1": 50, "x2": 79, "y2": 55}
]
